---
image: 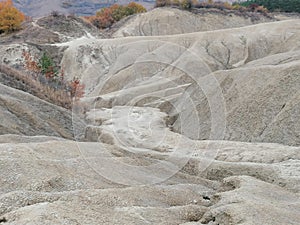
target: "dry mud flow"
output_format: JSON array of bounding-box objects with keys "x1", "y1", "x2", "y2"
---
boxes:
[{"x1": 0, "y1": 8, "x2": 299, "y2": 225}]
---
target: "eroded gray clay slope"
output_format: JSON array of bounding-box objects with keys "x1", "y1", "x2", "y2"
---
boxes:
[
  {"x1": 112, "y1": 7, "x2": 274, "y2": 37},
  {"x1": 0, "y1": 131, "x2": 299, "y2": 224},
  {"x1": 60, "y1": 19, "x2": 300, "y2": 146},
  {"x1": 0, "y1": 10, "x2": 299, "y2": 225},
  {"x1": 0, "y1": 83, "x2": 84, "y2": 139}
]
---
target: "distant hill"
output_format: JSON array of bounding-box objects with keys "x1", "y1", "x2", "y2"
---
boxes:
[
  {"x1": 12, "y1": 0, "x2": 156, "y2": 17},
  {"x1": 12, "y1": 0, "x2": 250, "y2": 17}
]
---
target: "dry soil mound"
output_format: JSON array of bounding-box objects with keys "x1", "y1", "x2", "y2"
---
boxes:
[{"x1": 112, "y1": 7, "x2": 275, "y2": 37}]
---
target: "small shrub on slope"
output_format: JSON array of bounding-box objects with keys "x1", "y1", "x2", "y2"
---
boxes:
[{"x1": 21, "y1": 51, "x2": 85, "y2": 108}]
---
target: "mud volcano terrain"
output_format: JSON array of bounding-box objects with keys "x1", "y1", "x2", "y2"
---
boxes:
[{"x1": 0, "y1": 8, "x2": 299, "y2": 225}]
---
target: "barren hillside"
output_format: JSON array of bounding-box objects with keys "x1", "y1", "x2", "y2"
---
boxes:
[
  {"x1": 112, "y1": 7, "x2": 274, "y2": 37},
  {"x1": 0, "y1": 7, "x2": 299, "y2": 225},
  {"x1": 59, "y1": 18, "x2": 300, "y2": 146}
]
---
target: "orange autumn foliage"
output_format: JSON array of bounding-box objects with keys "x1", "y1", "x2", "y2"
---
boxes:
[
  {"x1": 85, "y1": 2, "x2": 146, "y2": 29},
  {"x1": 70, "y1": 77, "x2": 85, "y2": 101},
  {"x1": 22, "y1": 50, "x2": 40, "y2": 74},
  {"x1": 0, "y1": 0, "x2": 25, "y2": 33}
]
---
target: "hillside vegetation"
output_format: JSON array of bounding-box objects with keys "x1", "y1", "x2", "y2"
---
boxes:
[
  {"x1": 237, "y1": 0, "x2": 300, "y2": 13},
  {"x1": 156, "y1": 0, "x2": 269, "y2": 14},
  {"x1": 85, "y1": 2, "x2": 146, "y2": 29},
  {"x1": 0, "y1": 0, "x2": 25, "y2": 34}
]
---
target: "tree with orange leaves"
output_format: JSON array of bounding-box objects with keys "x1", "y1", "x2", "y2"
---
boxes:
[
  {"x1": 0, "y1": 0, "x2": 25, "y2": 34},
  {"x1": 86, "y1": 3, "x2": 146, "y2": 29}
]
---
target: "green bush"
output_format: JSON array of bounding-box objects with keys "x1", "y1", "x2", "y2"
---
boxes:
[
  {"x1": 236, "y1": 0, "x2": 300, "y2": 13},
  {"x1": 111, "y1": 5, "x2": 128, "y2": 21},
  {"x1": 180, "y1": 0, "x2": 192, "y2": 9},
  {"x1": 39, "y1": 52, "x2": 57, "y2": 77}
]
